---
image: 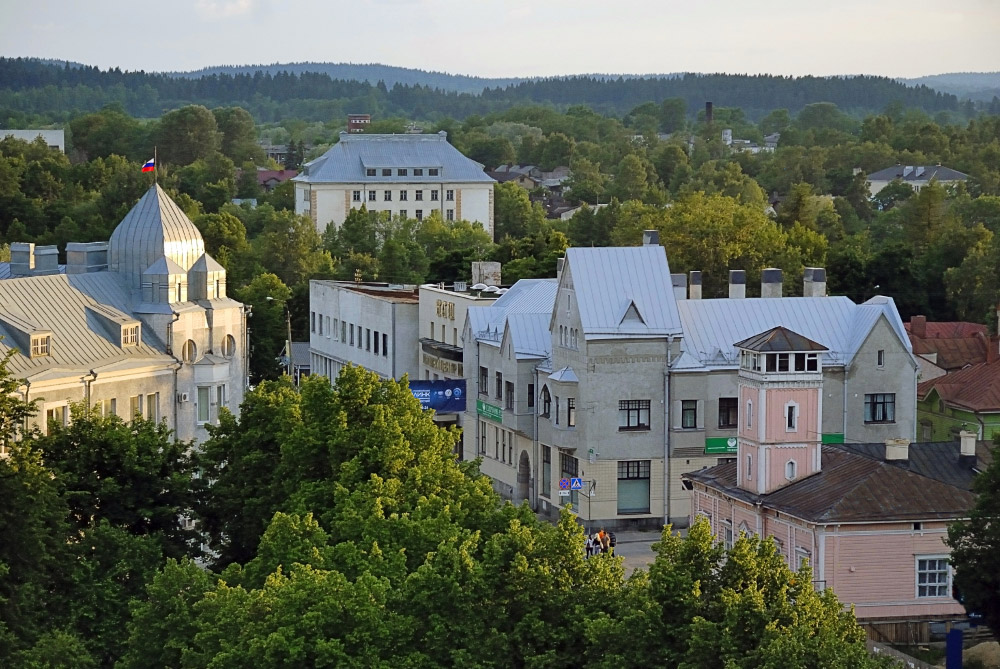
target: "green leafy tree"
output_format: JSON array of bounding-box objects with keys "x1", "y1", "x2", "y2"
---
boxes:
[
  {"x1": 156, "y1": 105, "x2": 221, "y2": 166},
  {"x1": 213, "y1": 107, "x2": 265, "y2": 164},
  {"x1": 565, "y1": 157, "x2": 608, "y2": 205},
  {"x1": 234, "y1": 273, "x2": 293, "y2": 382},
  {"x1": 948, "y1": 439, "x2": 1000, "y2": 638}
]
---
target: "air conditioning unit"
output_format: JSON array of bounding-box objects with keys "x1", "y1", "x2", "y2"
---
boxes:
[{"x1": 177, "y1": 392, "x2": 190, "y2": 403}]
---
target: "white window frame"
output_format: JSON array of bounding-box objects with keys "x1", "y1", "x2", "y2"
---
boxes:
[
  {"x1": 31, "y1": 334, "x2": 51, "y2": 357},
  {"x1": 746, "y1": 454, "x2": 752, "y2": 481},
  {"x1": 915, "y1": 555, "x2": 951, "y2": 598},
  {"x1": 197, "y1": 386, "x2": 211, "y2": 424},
  {"x1": 121, "y1": 324, "x2": 140, "y2": 347},
  {"x1": 785, "y1": 459, "x2": 797, "y2": 480},
  {"x1": 785, "y1": 400, "x2": 798, "y2": 432},
  {"x1": 746, "y1": 399, "x2": 753, "y2": 428},
  {"x1": 877, "y1": 349, "x2": 885, "y2": 367}
]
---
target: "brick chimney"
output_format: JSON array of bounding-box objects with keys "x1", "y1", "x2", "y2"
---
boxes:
[{"x1": 910, "y1": 315, "x2": 927, "y2": 339}]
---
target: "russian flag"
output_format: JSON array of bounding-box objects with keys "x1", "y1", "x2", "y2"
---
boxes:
[{"x1": 141, "y1": 158, "x2": 155, "y2": 173}]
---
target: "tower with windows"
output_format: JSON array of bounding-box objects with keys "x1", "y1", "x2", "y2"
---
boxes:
[{"x1": 735, "y1": 326, "x2": 827, "y2": 495}]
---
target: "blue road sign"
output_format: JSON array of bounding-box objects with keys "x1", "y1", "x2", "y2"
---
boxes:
[
  {"x1": 570, "y1": 477, "x2": 583, "y2": 490},
  {"x1": 558, "y1": 478, "x2": 570, "y2": 490}
]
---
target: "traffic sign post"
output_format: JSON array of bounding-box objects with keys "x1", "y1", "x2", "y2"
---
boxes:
[
  {"x1": 570, "y1": 477, "x2": 583, "y2": 490},
  {"x1": 558, "y1": 478, "x2": 570, "y2": 490}
]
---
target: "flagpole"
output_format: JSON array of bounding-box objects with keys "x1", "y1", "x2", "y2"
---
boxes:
[{"x1": 154, "y1": 146, "x2": 158, "y2": 185}]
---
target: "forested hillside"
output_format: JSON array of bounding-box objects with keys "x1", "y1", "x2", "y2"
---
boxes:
[{"x1": 0, "y1": 57, "x2": 962, "y2": 123}]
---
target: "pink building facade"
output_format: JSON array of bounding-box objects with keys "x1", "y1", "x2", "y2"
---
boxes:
[{"x1": 685, "y1": 326, "x2": 976, "y2": 622}]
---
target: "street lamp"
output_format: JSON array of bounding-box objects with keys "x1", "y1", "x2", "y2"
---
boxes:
[{"x1": 265, "y1": 296, "x2": 294, "y2": 380}]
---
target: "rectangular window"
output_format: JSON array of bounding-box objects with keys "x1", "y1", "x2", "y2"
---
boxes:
[
  {"x1": 415, "y1": 190, "x2": 423, "y2": 201},
  {"x1": 384, "y1": 190, "x2": 392, "y2": 201},
  {"x1": 399, "y1": 190, "x2": 408, "y2": 201},
  {"x1": 527, "y1": 383, "x2": 535, "y2": 408},
  {"x1": 374, "y1": 331, "x2": 380, "y2": 355},
  {"x1": 415, "y1": 210, "x2": 423, "y2": 220},
  {"x1": 446, "y1": 209, "x2": 454, "y2": 221},
  {"x1": 431, "y1": 190, "x2": 439, "y2": 201},
  {"x1": 567, "y1": 398, "x2": 576, "y2": 427},
  {"x1": 130, "y1": 395, "x2": 142, "y2": 419},
  {"x1": 122, "y1": 325, "x2": 139, "y2": 347},
  {"x1": 494, "y1": 426, "x2": 499, "y2": 459},
  {"x1": 341, "y1": 321, "x2": 347, "y2": 342},
  {"x1": 325, "y1": 316, "x2": 331, "y2": 337},
  {"x1": 414, "y1": 168, "x2": 423, "y2": 177},
  {"x1": 382, "y1": 168, "x2": 391, "y2": 177},
  {"x1": 541, "y1": 445, "x2": 551, "y2": 498},
  {"x1": 618, "y1": 460, "x2": 651, "y2": 514},
  {"x1": 786, "y1": 404, "x2": 797, "y2": 430},
  {"x1": 681, "y1": 400, "x2": 697, "y2": 429},
  {"x1": 45, "y1": 405, "x2": 67, "y2": 432},
  {"x1": 542, "y1": 388, "x2": 551, "y2": 417},
  {"x1": 350, "y1": 325, "x2": 355, "y2": 346},
  {"x1": 495, "y1": 371, "x2": 503, "y2": 399},
  {"x1": 877, "y1": 349, "x2": 885, "y2": 367},
  {"x1": 197, "y1": 387, "x2": 210, "y2": 424},
  {"x1": 916, "y1": 557, "x2": 950, "y2": 597},
  {"x1": 146, "y1": 393, "x2": 158, "y2": 422},
  {"x1": 399, "y1": 210, "x2": 407, "y2": 219},
  {"x1": 446, "y1": 189, "x2": 455, "y2": 201},
  {"x1": 382, "y1": 333, "x2": 388, "y2": 357},
  {"x1": 318, "y1": 316, "x2": 323, "y2": 336},
  {"x1": 806, "y1": 353, "x2": 818, "y2": 371},
  {"x1": 99, "y1": 398, "x2": 116, "y2": 417},
  {"x1": 561, "y1": 452, "x2": 579, "y2": 507},
  {"x1": 397, "y1": 168, "x2": 407, "y2": 177},
  {"x1": 217, "y1": 385, "x2": 227, "y2": 410},
  {"x1": 619, "y1": 400, "x2": 651, "y2": 431},
  {"x1": 480, "y1": 420, "x2": 487, "y2": 454},
  {"x1": 777, "y1": 353, "x2": 789, "y2": 372},
  {"x1": 366, "y1": 168, "x2": 376, "y2": 177},
  {"x1": 723, "y1": 521, "x2": 734, "y2": 550},
  {"x1": 368, "y1": 190, "x2": 376, "y2": 201},
  {"x1": 718, "y1": 397, "x2": 738, "y2": 428},
  {"x1": 352, "y1": 190, "x2": 361, "y2": 202},
  {"x1": 366, "y1": 328, "x2": 371, "y2": 351},
  {"x1": 428, "y1": 168, "x2": 439, "y2": 176},
  {"x1": 864, "y1": 393, "x2": 896, "y2": 423},
  {"x1": 747, "y1": 400, "x2": 753, "y2": 428},
  {"x1": 31, "y1": 335, "x2": 50, "y2": 357},
  {"x1": 479, "y1": 366, "x2": 488, "y2": 394},
  {"x1": 555, "y1": 395, "x2": 560, "y2": 425},
  {"x1": 505, "y1": 381, "x2": 514, "y2": 410}
]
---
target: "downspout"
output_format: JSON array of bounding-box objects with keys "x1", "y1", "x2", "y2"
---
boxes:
[
  {"x1": 166, "y1": 312, "x2": 182, "y2": 437},
  {"x1": 664, "y1": 334, "x2": 674, "y2": 526},
  {"x1": 842, "y1": 361, "x2": 850, "y2": 442},
  {"x1": 243, "y1": 305, "x2": 252, "y2": 389},
  {"x1": 391, "y1": 302, "x2": 397, "y2": 379},
  {"x1": 533, "y1": 364, "x2": 540, "y2": 512},
  {"x1": 83, "y1": 370, "x2": 97, "y2": 417}
]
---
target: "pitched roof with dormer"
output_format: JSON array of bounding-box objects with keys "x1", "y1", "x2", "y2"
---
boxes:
[{"x1": 294, "y1": 133, "x2": 495, "y2": 184}]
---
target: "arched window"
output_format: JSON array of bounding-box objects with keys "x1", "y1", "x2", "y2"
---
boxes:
[
  {"x1": 541, "y1": 385, "x2": 551, "y2": 417},
  {"x1": 221, "y1": 334, "x2": 236, "y2": 358},
  {"x1": 182, "y1": 339, "x2": 197, "y2": 363},
  {"x1": 785, "y1": 460, "x2": 798, "y2": 480}
]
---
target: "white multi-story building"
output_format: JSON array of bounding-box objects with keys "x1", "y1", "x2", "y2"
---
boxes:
[
  {"x1": 468, "y1": 233, "x2": 919, "y2": 530},
  {"x1": 293, "y1": 132, "x2": 496, "y2": 238},
  {"x1": 0, "y1": 185, "x2": 247, "y2": 445}
]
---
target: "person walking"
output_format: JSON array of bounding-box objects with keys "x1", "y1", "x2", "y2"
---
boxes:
[
  {"x1": 599, "y1": 528, "x2": 611, "y2": 555},
  {"x1": 585, "y1": 533, "x2": 595, "y2": 558}
]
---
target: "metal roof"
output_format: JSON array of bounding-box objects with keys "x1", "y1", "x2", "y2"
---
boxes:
[
  {"x1": 0, "y1": 272, "x2": 172, "y2": 379},
  {"x1": 835, "y1": 441, "x2": 992, "y2": 491},
  {"x1": 468, "y1": 279, "x2": 557, "y2": 354},
  {"x1": 918, "y1": 359, "x2": 1000, "y2": 413},
  {"x1": 108, "y1": 184, "x2": 206, "y2": 290},
  {"x1": 675, "y1": 295, "x2": 912, "y2": 370},
  {"x1": 684, "y1": 445, "x2": 977, "y2": 523},
  {"x1": 734, "y1": 326, "x2": 828, "y2": 352},
  {"x1": 294, "y1": 133, "x2": 495, "y2": 185},
  {"x1": 565, "y1": 245, "x2": 683, "y2": 339},
  {"x1": 868, "y1": 165, "x2": 969, "y2": 182},
  {"x1": 505, "y1": 313, "x2": 551, "y2": 359}
]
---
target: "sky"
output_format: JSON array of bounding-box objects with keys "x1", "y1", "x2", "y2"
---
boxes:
[{"x1": 1, "y1": 0, "x2": 999, "y2": 79}]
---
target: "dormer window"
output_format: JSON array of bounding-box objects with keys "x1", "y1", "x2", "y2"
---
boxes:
[
  {"x1": 30, "y1": 334, "x2": 50, "y2": 357},
  {"x1": 382, "y1": 168, "x2": 391, "y2": 177},
  {"x1": 122, "y1": 325, "x2": 140, "y2": 347},
  {"x1": 366, "y1": 168, "x2": 376, "y2": 177},
  {"x1": 428, "y1": 168, "x2": 439, "y2": 176},
  {"x1": 413, "y1": 168, "x2": 423, "y2": 176}
]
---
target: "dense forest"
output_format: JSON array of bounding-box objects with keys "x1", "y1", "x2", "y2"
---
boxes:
[{"x1": 0, "y1": 57, "x2": 968, "y2": 123}]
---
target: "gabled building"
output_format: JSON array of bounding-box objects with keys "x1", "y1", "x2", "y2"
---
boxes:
[
  {"x1": 905, "y1": 313, "x2": 995, "y2": 381},
  {"x1": 917, "y1": 357, "x2": 1000, "y2": 441},
  {"x1": 293, "y1": 132, "x2": 495, "y2": 237},
  {"x1": 684, "y1": 333, "x2": 979, "y2": 623},
  {"x1": 867, "y1": 164, "x2": 969, "y2": 197},
  {"x1": 0, "y1": 185, "x2": 247, "y2": 445}
]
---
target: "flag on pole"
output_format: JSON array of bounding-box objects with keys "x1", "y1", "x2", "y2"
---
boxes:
[{"x1": 141, "y1": 158, "x2": 155, "y2": 173}]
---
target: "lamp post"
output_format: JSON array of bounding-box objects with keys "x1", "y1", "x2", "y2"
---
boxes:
[{"x1": 265, "y1": 296, "x2": 294, "y2": 380}]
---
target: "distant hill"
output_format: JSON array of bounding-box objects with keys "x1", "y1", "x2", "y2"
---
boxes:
[
  {"x1": 899, "y1": 72, "x2": 1000, "y2": 101},
  {"x1": 167, "y1": 62, "x2": 685, "y2": 95}
]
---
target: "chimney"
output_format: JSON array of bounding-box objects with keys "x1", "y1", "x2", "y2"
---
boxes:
[
  {"x1": 910, "y1": 315, "x2": 927, "y2": 339},
  {"x1": 471, "y1": 261, "x2": 501, "y2": 286},
  {"x1": 803, "y1": 267, "x2": 827, "y2": 297},
  {"x1": 705, "y1": 101, "x2": 714, "y2": 124},
  {"x1": 9, "y1": 242, "x2": 35, "y2": 277},
  {"x1": 688, "y1": 270, "x2": 702, "y2": 299},
  {"x1": 556, "y1": 257, "x2": 564, "y2": 280},
  {"x1": 885, "y1": 438, "x2": 910, "y2": 462},
  {"x1": 959, "y1": 430, "x2": 977, "y2": 458},
  {"x1": 33, "y1": 245, "x2": 59, "y2": 274},
  {"x1": 671, "y1": 273, "x2": 687, "y2": 301},
  {"x1": 761, "y1": 268, "x2": 783, "y2": 298},
  {"x1": 728, "y1": 270, "x2": 746, "y2": 299},
  {"x1": 642, "y1": 229, "x2": 659, "y2": 246},
  {"x1": 66, "y1": 241, "x2": 108, "y2": 274}
]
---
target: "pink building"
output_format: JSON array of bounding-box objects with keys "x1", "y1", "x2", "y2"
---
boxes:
[{"x1": 683, "y1": 326, "x2": 978, "y2": 623}]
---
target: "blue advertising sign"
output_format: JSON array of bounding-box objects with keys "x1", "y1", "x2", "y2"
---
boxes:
[{"x1": 409, "y1": 379, "x2": 467, "y2": 413}]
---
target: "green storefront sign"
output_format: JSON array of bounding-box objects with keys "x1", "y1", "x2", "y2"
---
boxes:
[
  {"x1": 704, "y1": 433, "x2": 846, "y2": 454},
  {"x1": 477, "y1": 399, "x2": 503, "y2": 423}
]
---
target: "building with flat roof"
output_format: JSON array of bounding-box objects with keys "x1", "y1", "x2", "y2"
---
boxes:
[
  {"x1": 293, "y1": 132, "x2": 495, "y2": 238},
  {"x1": 2, "y1": 129, "x2": 65, "y2": 152}
]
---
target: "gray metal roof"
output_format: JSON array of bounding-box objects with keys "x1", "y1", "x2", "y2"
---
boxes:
[
  {"x1": 565, "y1": 246, "x2": 683, "y2": 339},
  {"x1": 468, "y1": 279, "x2": 557, "y2": 353},
  {"x1": 294, "y1": 133, "x2": 495, "y2": 185},
  {"x1": 0, "y1": 272, "x2": 171, "y2": 379},
  {"x1": 675, "y1": 295, "x2": 912, "y2": 370},
  {"x1": 108, "y1": 184, "x2": 206, "y2": 290},
  {"x1": 868, "y1": 165, "x2": 969, "y2": 182},
  {"x1": 0, "y1": 263, "x2": 66, "y2": 280},
  {"x1": 735, "y1": 326, "x2": 828, "y2": 352}
]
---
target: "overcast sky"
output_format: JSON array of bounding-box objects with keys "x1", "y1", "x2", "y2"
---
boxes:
[{"x1": 2, "y1": 0, "x2": 998, "y2": 78}]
